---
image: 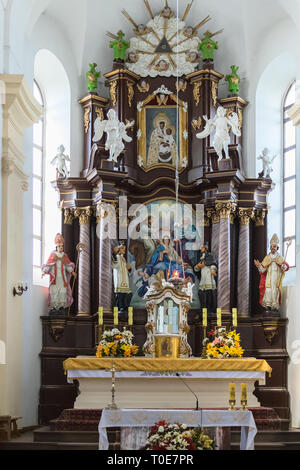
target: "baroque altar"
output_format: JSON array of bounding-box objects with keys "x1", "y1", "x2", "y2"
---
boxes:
[{"x1": 39, "y1": 1, "x2": 289, "y2": 430}]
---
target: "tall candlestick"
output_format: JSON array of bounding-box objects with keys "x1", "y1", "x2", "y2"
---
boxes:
[
  {"x1": 217, "y1": 308, "x2": 222, "y2": 327},
  {"x1": 241, "y1": 383, "x2": 247, "y2": 410},
  {"x1": 229, "y1": 383, "x2": 236, "y2": 400},
  {"x1": 98, "y1": 306, "x2": 103, "y2": 326},
  {"x1": 232, "y1": 308, "x2": 237, "y2": 327},
  {"x1": 114, "y1": 307, "x2": 118, "y2": 325},
  {"x1": 241, "y1": 383, "x2": 247, "y2": 401},
  {"x1": 128, "y1": 307, "x2": 133, "y2": 326},
  {"x1": 202, "y1": 308, "x2": 207, "y2": 327}
]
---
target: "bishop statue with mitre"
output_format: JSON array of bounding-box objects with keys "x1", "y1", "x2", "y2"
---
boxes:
[
  {"x1": 42, "y1": 233, "x2": 76, "y2": 314},
  {"x1": 254, "y1": 234, "x2": 289, "y2": 312}
]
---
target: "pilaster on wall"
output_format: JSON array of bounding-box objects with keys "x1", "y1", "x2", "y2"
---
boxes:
[{"x1": 0, "y1": 74, "x2": 42, "y2": 421}]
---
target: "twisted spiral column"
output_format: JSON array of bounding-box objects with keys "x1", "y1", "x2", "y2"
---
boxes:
[
  {"x1": 211, "y1": 211, "x2": 220, "y2": 262},
  {"x1": 237, "y1": 209, "x2": 254, "y2": 317},
  {"x1": 75, "y1": 208, "x2": 92, "y2": 316},
  {"x1": 97, "y1": 203, "x2": 115, "y2": 311},
  {"x1": 216, "y1": 202, "x2": 236, "y2": 312}
]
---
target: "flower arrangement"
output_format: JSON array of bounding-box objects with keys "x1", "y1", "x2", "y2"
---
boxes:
[
  {"x1": 202, "y1": 327, "x2": 244, "y2": 359},
  {"x1": 144, "y1": 421, "x2": 215, "y2": 451},
  {"x1": 96, "y1": 328, "x2": 140, "y2": 358}
]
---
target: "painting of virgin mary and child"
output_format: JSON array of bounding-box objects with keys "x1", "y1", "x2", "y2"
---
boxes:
[{"x1": 146, "y1": 109, "x2": 179, "y2": 166}]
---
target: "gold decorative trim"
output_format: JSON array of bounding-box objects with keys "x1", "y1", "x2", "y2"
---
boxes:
[
  {"x1": 238, "y1": 108, "x2": 243, "y2": 130},
  {"x1": 137, "y1": 81, "x2": 150, "y2": 93},
  {"x1": 84, "y1": 106, "x2": 91, "y2": 133},
  {"x1": 79, "y1": 95, "x2": 109, "y2": 105},
  {"x1": 110, "y1": 80, "x2": 118, "y2": 107},
  {"x1": 186, "y1": 69, "x2": 224, "y2": 80},
  {"x1": 220, "y1": 96, "x2": 249, "y2": 106},
  {"x1": 127, "y1": 81, "x2": 134, "y2": 108},
  {"x1": 104, "y1": 69, "x2": 140, "y2": 79}
]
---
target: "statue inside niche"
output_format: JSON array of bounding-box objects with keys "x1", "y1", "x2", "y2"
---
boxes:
[
  {"x1": 254, "y1": 234, "x2": 290, "y2": 313},
  {"x1": 112, "y1": 242, "x2": 132, "y2": 314},
  {"x1": 92, "y1": 109, "x2": 134, "y2": 163},
  {"x1": 193, "y1": 244, "x2": 217, "y2": 314},
  {"x1": 196, "y1": 106, "x2": 241, "y2": 160}
]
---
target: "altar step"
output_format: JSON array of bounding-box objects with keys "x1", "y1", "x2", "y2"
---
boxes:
[{"x1": 231, "y1": 429, "x2": 300, "y2": 450}]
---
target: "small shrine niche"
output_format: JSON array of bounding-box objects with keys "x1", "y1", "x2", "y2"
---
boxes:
[{"x1": 143, "y1": 277, "x2": 193, "y2": 358}]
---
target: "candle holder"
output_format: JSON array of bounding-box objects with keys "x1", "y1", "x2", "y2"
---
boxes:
[
  {"x1": 240, "y1": 400, "x2": 248, "y2": 411},
  {"x1": 105, "y1": 362, "x2": 119, "y2": 410},
  {"x1": 229, "y1": 399, "x2": 236, "y2": 411}
]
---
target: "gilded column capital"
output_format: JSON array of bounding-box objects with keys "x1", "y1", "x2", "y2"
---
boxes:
[
  {"x1": 74, "y1": 207, "x2": 93, "y2": 225},
  {"x1": 254, "y1": 209, "x2": 267, "y2": 227},
  {"x1": 238, "y1": 208, "x2": 255, "y2": 226},
  {"x1": 206, "y1": 208, "x2": 220, "y2": 225},
  {"x1": 64, "y1": 208, "x2": 74, "y2": 225},
  {"x1": 215, "y1": 201, "x2": 237, "y2": 220}
]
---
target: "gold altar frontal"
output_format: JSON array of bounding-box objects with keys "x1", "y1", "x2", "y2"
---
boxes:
[{"x1": 64, "y1": 357, "x2": 272, "y2": 410}]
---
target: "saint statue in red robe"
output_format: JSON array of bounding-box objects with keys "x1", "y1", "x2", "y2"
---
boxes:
[{"x1": 42, "y1": 233, "x2": 76, "y2": 314}]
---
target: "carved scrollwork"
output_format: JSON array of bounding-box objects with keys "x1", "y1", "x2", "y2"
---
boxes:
[
  {"x1": 84, "y1": 106, "x2": 91, "y2": 133},
  {"x1": 110, "y1": 80, "x2": 118, "y2": 107},
  {"x1": 127, "y1": 81, "x2": 134, "y2": 108},
  {"x1": 64, "y1": 208, "x2": 74, "y2": 226},
  {"x1": 193, "y1": 81, "x2": 202, "y2": 106}
]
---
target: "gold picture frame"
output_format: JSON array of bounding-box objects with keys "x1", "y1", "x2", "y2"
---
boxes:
[{"x1": 137, "y1": 93, "x2": 188, "y2": 172}]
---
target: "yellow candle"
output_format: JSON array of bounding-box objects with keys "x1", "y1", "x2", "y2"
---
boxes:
[
  {"x1": 202, "y1": 308, "x2": 207, "y2": 327},
  {"x1": 229, "y1": 383, "x2": 236, "y2": 401},
  {"x1": 217, "y1": 308, "x2": 222, "y2": 327},
  {"x1": 98, "y1": 307, "x2": 103, "y2": 326},
  {"x1": 128, "y1": 307, "x2": 133, "y2": 326},
  {"x1": 114, "y1": 307, "x2": 118, "y2": 325},
  {"x1": 241, "y1": 383, "x2": 247, "y2": 401},
  {"x1": 232, "y1": 308, "x2": 237, "y2": 327}
]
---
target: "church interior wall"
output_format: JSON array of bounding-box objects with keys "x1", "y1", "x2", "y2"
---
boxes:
[{"x1": 0, "y1": 0, "x2": 300, "y2": 430}]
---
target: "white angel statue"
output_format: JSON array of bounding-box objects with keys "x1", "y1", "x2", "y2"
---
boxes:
[
  {"x1": 257, "y1": 148, "x2": 277, "y2": 178},
  {"x1": 51, "y1": 145, "x2": 70, "y2": 179},
  {"x1": 92, "y1": 109, "x2": 134, "y2": 163},
  {"x1": 196, "y1": 106, "x2": 241, "y2": 160}
]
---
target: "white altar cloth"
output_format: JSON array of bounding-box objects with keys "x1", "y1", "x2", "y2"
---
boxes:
[{"x1": 99, "y1": 409, "x2": 257, "y2": 451}]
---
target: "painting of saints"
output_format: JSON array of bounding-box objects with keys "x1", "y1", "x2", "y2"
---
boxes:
[{"x1": 147, "y1": 112, "x2": 178, "y2": 166}]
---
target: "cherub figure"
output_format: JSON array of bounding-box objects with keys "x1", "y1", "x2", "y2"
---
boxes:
[
  {"x1": 257, "y1": 148, "x2": 277, "y2": 178},
  {"x1": 92, "y1": 109, "x2": 134, "y2": 163},
  {"x1": 196, "y1": 106, "x2": 241, "y2": 160},
  {"x1": 51, "y1": 145, "x2": 70, "y2": 179}
]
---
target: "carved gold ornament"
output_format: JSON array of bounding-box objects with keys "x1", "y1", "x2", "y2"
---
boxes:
[
  {"x1": 215, "y1": 201, "x2": 237, "y2": 220},
  {"x1": 193, "y1": 81, "x2": 202, "y2": 106},
  {"x1": 95, "y1": 107, "x2": 104, "y2": 121},
  {"x1": 254, "y1": 209, "x2": 266, "y2": 227},
  {"x1": 110, "y1": 80, "x2": 118, "y2": 107},
  {"x1": 191, "y1": 116, "x2": 202, "y2": 131},
  {"x1": 74, "y1": 207, "x2": 93, "y2": 225},
  {"x1": 84, "y1": 106, "x2": 91, "y2": 133},
  {"x1": 238, "y1": 208, "x2": 255, "y2": 226},
  {"x1": 211, "y1": 81, "x2": 218, "y2": 107},
  {"x1": 64, "y1": 208, "x2": 74, "y2": 225},
  {"x1": 127, "y1": 81, "x2": 134, "y2": 108},
  {"x1": 238, "y1": 108, "x2": 243, "y2": 129},
  {"x1": 137, "y1": 81, "x2": 150, "y2": 93}
]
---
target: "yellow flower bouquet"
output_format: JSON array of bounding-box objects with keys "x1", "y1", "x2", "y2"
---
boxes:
[
  {"x1": 96, "y1": 328, "x2": 140, "y2": 358},
  {"x1": 202, "y1": 327, "x2": 244, "y2": 359}
]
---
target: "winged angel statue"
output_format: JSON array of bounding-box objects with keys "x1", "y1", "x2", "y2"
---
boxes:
[
  {"x1": 92, "y1": 109, "x2": 134, "y2": 163},
  {"x1": 196, "y1": 106, "x2": 241, "y2": 160}
]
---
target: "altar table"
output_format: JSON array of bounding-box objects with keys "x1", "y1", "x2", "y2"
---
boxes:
[
  {"x1": 98, "y1": 409, "x2": 257, "y2": 450},
  {"x1": 64, "y1": 357, "x2": 271, "y2": 410}
]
